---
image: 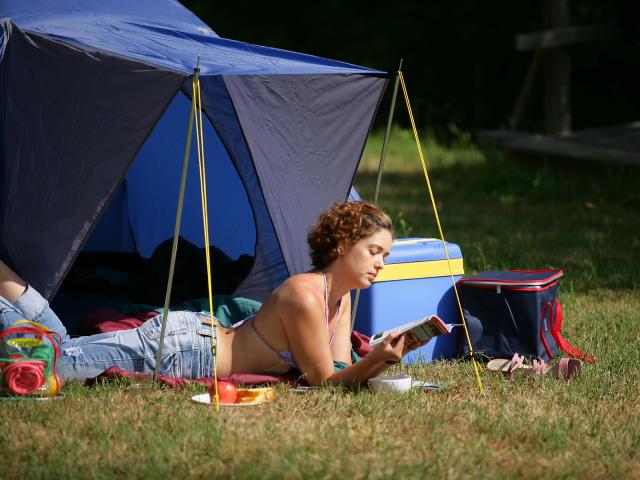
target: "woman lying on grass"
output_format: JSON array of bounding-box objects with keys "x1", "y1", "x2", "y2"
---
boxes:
[{"x1": 0, "y1": 201, "x2": 428, "y2": 386}]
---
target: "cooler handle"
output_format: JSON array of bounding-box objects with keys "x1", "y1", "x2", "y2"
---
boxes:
[
  {"x1": 539, "y1": 302, "x2": 554, "y2": 360},
  {"x1": 550, "y1": 299, "x2": 596, "y2": 363}
]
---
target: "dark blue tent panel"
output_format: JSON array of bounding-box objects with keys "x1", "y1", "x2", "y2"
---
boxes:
[
  {"x1": 0, "y1": 23, "x2": 184, "y2": 296},
  {"x1": 225, "y1": 74, "x2": 385, "y2": 276},
  {"x1": 0, "y1": 0, "x2": 387, "y2": 305}
]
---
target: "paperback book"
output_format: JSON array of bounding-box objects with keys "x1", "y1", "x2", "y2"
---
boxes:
[{"x1": 368, "y1": 315, "x2": 452, "y2": 346}]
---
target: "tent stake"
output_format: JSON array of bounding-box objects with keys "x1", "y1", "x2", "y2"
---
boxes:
[
  {"x1": 351, "y1": 59, "x2": 403, "y2": 331},
  {"x1": 153, "y1": 61, "x2": 200, "y2": 382}
]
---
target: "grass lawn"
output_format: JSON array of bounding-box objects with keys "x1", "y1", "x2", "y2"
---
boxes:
[{"x1": 1, "y1": 130, "x2": 639, "y2": 479}]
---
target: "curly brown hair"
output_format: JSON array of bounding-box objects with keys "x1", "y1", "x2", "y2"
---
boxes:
[{"x1": 307, "y1": 201, "x2": 393, "y2": 269}]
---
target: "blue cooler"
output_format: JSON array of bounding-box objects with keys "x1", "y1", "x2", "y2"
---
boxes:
[{"x1": 353, "y1": 238, "x2": 463, "y2": 363}]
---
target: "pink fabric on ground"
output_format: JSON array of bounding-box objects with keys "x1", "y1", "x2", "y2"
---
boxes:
[
  {"x1": 79, "y1": 308, "x2": 158, "y2": 335},
  {"x1": 86, "y1": 366, "x2": 291, "y2": 388}
]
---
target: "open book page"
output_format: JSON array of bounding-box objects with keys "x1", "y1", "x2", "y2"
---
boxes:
[{"x1": 368, "y1": 315, "x2": 452, "y2": 346}]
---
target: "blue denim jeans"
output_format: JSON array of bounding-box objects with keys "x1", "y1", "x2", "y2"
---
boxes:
[{"x1": 0, "y1": 286, "x2": 215, "y2": 380}]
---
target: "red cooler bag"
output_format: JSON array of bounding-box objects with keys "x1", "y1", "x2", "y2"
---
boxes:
[{"x1": 458, "y1": 269, "x2": 594, "y2": 362}]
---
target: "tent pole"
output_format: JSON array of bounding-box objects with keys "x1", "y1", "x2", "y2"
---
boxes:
[
  {"x1": 351, "y1": 59, "x2": 403, "y2": 332},
  {"x1": 153, "y1": 62, "x2": 200, "y2": 382},
  {"x1": 374, "y1": 58, "x2": 402, "y2": 204}
]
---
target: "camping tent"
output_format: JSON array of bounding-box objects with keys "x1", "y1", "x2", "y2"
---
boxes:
[{"x1": 0, "y1": 0, "x2": 387, "y2": 306}]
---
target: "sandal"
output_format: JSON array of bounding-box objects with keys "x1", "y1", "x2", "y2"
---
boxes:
[
  {"x1": 555, "y1": 357, "x2": 582, "y2": 381},
  {"x1": 529, "y1": 357, "x2": 583, "y2": 381},
  {"x1": 487, "y1": 354, "x2": 583, "y2": 382},
  {"x1": 486, "y1": 353, "x2": 531, "y2": 379}
]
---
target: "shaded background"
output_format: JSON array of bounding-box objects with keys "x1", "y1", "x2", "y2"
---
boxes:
[{"x1": 181, "y1": 0, "x2": 640, "y2": 138}]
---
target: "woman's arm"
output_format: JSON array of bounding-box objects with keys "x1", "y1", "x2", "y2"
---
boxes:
[
  {"x1": 324, "y1": 292, "x2": 429, "y2": 387},
  {"x1": 287, "y1": 300, "x2": 427, "y2": 386},
  {"x1": 277, "y1": 284, "x2": 342, "y2": 385},
  {"x1": 325, "y1": 331, "x2": 429, "y2": 387},
  {"x1": 277, "y1": 281, "x2": 429, "y2": 387}
]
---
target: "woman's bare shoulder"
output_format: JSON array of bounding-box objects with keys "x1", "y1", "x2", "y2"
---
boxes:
[{"x1": 271, "y1": 273, "x2": 323, "y2": 313}]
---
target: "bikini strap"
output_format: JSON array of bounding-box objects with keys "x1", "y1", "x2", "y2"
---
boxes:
[
  {"x1": 323, "y1": 272, "x2": 341, "y2": 346},
  {"x1": 323, "y1": 271, "x2": 329, "y2": 338},
  {"x1": 248, "y1": 316, "x2": 298, "y2": 369},
  {"x1": 248, "y1": 316, "x2": 280, "y2": 357}
]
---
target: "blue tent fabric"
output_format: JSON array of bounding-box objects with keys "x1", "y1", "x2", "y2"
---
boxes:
[
  {"x1": 2, "y1": 1, "x2": 380, "y2": 77},
  {"x1": 117, "y1": 92, "x2": 256, "y2": 260},
  {"x1": 1, "y1": 0, "x2": 216, "y2": 36},
  {"x1": 0, "y1": 0, "x2": 387, "y2": 303},
  {"x1": 180, "y1": 78, "x2": 289, "y2": 299}
]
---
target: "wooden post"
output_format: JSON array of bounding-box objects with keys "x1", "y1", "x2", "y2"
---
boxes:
[
  {"x1": 544, "y1": 0, "x2": 571, "y2": 134},
  {"x1": 510, "y1": 49, "x2": 543, "y2": 129}
]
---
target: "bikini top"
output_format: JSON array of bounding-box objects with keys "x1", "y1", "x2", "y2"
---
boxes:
[{"x1": 234, "y1": 272, "x2": 341, "y2": 370}]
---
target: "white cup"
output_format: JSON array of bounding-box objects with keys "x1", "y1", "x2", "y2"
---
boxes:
[{"x1": 367, "y1": 374, "x2": 413, "y2": 393}]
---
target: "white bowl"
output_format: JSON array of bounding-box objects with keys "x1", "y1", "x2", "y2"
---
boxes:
[{"x1": 367, "y1": 374, "x2": 412, "y2": 393}]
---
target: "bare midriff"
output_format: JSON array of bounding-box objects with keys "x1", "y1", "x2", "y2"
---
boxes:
[{"x1": 214, "y1": 309, "x2": 292, "y2": 376}]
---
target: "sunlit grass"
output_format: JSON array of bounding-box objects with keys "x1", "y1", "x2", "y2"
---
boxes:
[
  {"x1": 1, "y1": 130, "x2": 639, "y2": 479},
  {"x1": 356, "y1": 129, "x2": 640, "y2": 292}
]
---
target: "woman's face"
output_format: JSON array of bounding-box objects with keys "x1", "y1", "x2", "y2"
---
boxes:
[{"x1": 341, "y1": 228, "x2": 392, "y2": 289}]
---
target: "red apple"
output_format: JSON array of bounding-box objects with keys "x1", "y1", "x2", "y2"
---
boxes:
[{"x1": 209, "y1": 381, "x2": 237, "y2": 404}]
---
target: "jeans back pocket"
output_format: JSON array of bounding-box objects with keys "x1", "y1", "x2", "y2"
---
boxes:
[{"x1": 140, "y1": 313, "x2": 189, "y2": 341}]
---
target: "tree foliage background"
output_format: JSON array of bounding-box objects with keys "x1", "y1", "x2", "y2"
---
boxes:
[{"x1": 181, "y1": 0, "x2": 640, "y2": 137}]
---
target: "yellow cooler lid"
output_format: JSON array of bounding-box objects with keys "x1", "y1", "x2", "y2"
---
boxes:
[{"x1": 374, "y1": 237, "x2": 463, "y2": 282}]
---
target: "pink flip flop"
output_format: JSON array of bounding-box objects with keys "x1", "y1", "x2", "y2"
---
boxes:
[
  {"x1": 529, "y1": 357, "x2": 583, "y2": 381},
  {"x1": 555, "y1": 357, "x2": 583, "y2": 381},
  {"x1": 486, "y1": 353, "x2": 530, "y2": 379},
  {"x1": 487, "y1": 355, "x2": 583, "y2": 382}
]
